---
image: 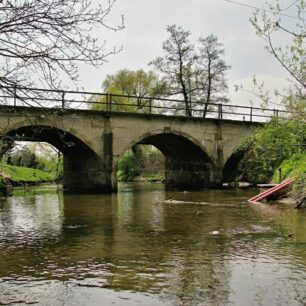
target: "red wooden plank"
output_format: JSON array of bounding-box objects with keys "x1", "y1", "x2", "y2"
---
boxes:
[{"x1": 248, "y1": 179, "x2": 294, "y2": 203}]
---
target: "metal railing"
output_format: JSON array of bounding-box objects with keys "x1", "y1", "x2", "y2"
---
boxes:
[{"x1": 0, "y1": 85, "x2": 289, "y2": 122}]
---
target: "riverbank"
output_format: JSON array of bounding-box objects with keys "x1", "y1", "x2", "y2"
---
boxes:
[
  {"x1": 271, "y1": 154, "x2": 306, "y2": 207},
  {"x1": 0, "y1": 163, "x2": 57, "y2": 195}
]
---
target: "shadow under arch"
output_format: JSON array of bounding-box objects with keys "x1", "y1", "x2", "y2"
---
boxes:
[
  {"x1": 4, "y1": 125, "x2": 111, "y2": 193},
  {"x1": 116, "y1": 130, "x2": 221, "y2": 190},
  {"x1": 223, "y1": 148, "x2": 246, "y2": 182}
]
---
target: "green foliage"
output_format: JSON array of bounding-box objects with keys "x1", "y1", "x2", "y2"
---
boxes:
[
  {"x1": 0, "y1": 163, "x2": 56, "y2": 184},
  {"x1": 141, "y1": 173, "x2": 164, "y2": 182},
  {"x1": 239, "y1": 118, "x2": 305, "y2": 183},
  {"x1": 3, "y1": 143, "x2": 63, "y2": 179},
  {"x1": 271, "y1": 153, "x2": 306, "y2": 200},
  {"x1": 272, "y1": 153, "x2": 306, "y2": 183},
  {"x1": 90, "y1": 69, "x2": 166, "y2": 113},
  {"x1": 0, "y1": 176, "x2": 6, "y2": 189},
  {"x1": 117, "y1": 150, "x2": 140, "y2": 181},
  {"x1": 117, "y1": 146, "x2": 165, "y2": 182}
]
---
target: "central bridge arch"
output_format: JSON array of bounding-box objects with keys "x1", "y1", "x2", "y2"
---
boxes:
[
  {"x1": 4, "y1": 124, "x2": 110, "y2": 193},
  {"x1": 115, "y1": 130, "x2": 221, "y2": 190}
]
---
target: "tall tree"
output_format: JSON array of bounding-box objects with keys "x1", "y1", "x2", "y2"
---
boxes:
[
  {"x1": 150, "y1": 25, "x2": 196, "y2": 116},
  {"x1": 90, "y1": 69, "x2": 166, "y2": 113},
  {"x1": 197, "y1": 35, "x2": 230, "y2": 117},
  {"x1": 0, "y1": 0, "x2": 123, "y2": 94},
  {"x1": 150, "y1": 25, "x2": 230, "y2": 117}
]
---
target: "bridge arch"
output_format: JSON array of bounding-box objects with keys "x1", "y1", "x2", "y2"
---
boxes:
[
  {"x1": 115, "y1": 130, "x2": 221, "y2": 190},
  {"x1": 3, "y1": 124, "x2": 111, "y2": 193},
  {"x1": 223, "y1": 148, "x2": 246, "y2": 182}
]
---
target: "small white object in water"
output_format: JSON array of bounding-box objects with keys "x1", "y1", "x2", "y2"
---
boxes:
[{"x1": 211, "y1": 231, "x2": 219, "y2": 235}]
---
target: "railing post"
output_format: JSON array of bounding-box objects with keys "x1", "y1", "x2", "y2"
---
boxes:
[
  {"x1": 105, "y1": 93, "x2": 109, "y2": 111},
  {"x1": 250, "y1": 107, "x2": 253, "y2": 122},
  {"x1": 273, "y1": 108, "x2": 278, "y2": 122},
  {"x1": 149, "y1": 98, "x2": 152, "y2": 114},
  {"x1": 61, "y1": 91, "x2": 65, "y2": 109},
  {"x1": 109, "y1": 94, "x2": 112, "y2": 112},
  {"x1": 13, "y1": 85, "x2": 17, "y2": 107},
  {"x1": 218, "y1": 104, "x2": 223, "y2": 119}
]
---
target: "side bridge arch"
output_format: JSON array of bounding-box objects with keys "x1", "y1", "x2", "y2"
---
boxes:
[{"x1": 2, "y1": 124, "x2": 110, "y2": 193}]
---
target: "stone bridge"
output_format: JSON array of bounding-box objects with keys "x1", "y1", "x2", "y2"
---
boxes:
[{"x1": 0, "y1": 106, "x2": 259, "y2": 193}]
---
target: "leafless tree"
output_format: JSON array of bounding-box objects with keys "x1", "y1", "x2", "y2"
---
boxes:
[
  {"x1": 149, "y1": 25, "x2": 196, "y2": 116},
  {"x1": 150, "y1": 25, "x2": 230, "y2": 117},
  {"x1": 250, "y1": 0, "x2": 305, "y2": 92},
  {"x1": 0, "y1": 0, "x2": 124, "y2": 153},
  {"x1": 197, "y1": 35, "x2": 230, "y2": 117},
  {"x1": 0, "y1": 0, "x2": 124, "y2": 96}
]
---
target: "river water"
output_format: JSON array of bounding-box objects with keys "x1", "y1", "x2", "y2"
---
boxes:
[{"x1": 0, "y1": 183, "x2": 306, "y2": 306}]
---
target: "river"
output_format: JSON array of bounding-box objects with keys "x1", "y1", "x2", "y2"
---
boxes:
[{"x1": 0, "y1": 183, "x2": 306, "y2": 306}]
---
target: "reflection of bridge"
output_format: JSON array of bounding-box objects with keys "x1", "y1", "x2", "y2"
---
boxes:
[{"x1": 0, "y1": 86, "x2": 284, "y2": 193}]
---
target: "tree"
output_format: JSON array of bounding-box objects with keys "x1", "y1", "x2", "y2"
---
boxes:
[
  {"x1": 90, "y1": 69, "x2": 166, "y2": 113},
  {"x1": 237, "y1": 0, "x2": 306, "y2": 188},
  {"x1": 150, "y1": 25, "x2": 196, "y2": 116},
  {"x1": 150, "y1": 25, "x2": 230, "y2": 117},
  {"x1": 3, "y1": 142, "x2": 63, "y2": 177},
  {"x1": 239, "y1": 118, "x2": 304, "y2": 183},
  {"x1": 197, "y1": 35, "x2": 230, "y2": 117},
  {"x1": 0, "y1": 0, "x2": 123, "y2": 155},
  {"x1": 250, "y1": 0, "x2": 305, "y2": 103},
  {"x1": 0, "y1": 0, "x2": 123, "y2": 95}
]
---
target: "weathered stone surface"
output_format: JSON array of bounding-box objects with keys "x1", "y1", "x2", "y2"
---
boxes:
[{"x1": 0, "y1": 106, "x2": 259, "y2": 193}]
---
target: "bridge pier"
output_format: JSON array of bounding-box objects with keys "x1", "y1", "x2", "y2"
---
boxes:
[
  {"x1": 164, "y1": 157, "x2": 221, "y2": 190},
  {"x1": 63, "y1": 153, "x2": 112, "y2": 193},
  {"x1": 63, "y1": 132, "x2": 114, "y2": 193}
]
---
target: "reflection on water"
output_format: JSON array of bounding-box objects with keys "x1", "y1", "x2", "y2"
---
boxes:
[{"x1": 0, "y1": 183, "x2": 306, "y2": 305}]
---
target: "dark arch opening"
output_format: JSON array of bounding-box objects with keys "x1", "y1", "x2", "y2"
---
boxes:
[
  {"x1": 223, "y1": 149, "x2": 246, "y2": 182},
  {"x1": 4, "y1": 125, "x2": 110, "y2": 193},
  {"x1": 121, "y1": 133, "x2": 219, "y2": 190}
]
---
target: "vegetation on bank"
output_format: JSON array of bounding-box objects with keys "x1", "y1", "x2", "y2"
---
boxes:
[
  {"x1": 117, "y1": 146, "x2": 164, "y2": 182},
  {"x1": 238, "y1": 113, "x2": 305, "y2": 201},
  {"x1": 271, "y1": 154, "x2": 306, "y2": 184},
  {"x1": 272, "y1": 154, "x2": 306, "y2": 200},
  {"x1": 239, "y1": 117, "x2": 304, "y2": 184},
  {"x1": 0, "y1": 163, "x2": 56, "y2": 186}
]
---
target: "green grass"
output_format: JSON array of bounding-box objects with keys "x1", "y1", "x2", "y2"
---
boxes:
[
  {"x1": 272, "y1": 153, "x2": 306, "y2": 183},
  {"x1": 0, "y1": 163, "x2": 56, "y2": 184},
  {"x1": 271, "y1": 153, "x2": 306, "y2": 200},
  {"x1": 141, "y1": 173, "x2": 165, "y2": 182}
]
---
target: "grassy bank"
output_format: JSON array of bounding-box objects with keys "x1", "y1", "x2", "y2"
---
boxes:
[
  {"x1": 272, "y1": 153, "x2": 306, "y2": 200},
  {"x1": 0, "y1": 163, "x2": 56, "y2": 186}
]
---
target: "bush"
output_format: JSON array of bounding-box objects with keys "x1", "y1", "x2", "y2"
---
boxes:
[
  {"x1": 239, "y1": 117, "x2": 305, "y2": 183},
  {"x1": 271, "y1": 153, "x2": 306, "y2": 200},
  {"x1": 271, "y1": 153, "x2": 306, "y2": 182},
  {"x1": 117, "y1": 151, "x2": 140, "y2": 181}
]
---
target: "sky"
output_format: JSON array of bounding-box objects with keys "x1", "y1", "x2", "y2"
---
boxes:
[{"x1": 77, "y1": 0, "x2": 298, "y2": 107}]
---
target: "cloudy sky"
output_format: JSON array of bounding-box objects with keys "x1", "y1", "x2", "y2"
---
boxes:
[{"x1": 78, "y1": 0, "x2": 297, "y2": 106}]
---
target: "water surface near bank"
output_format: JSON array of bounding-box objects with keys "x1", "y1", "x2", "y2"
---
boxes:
[{"x1": 1, "y1": 183, "x2": 306, "y2": 305}]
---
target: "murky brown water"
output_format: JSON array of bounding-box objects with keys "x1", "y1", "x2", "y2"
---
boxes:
[{"x1": 1, "y1": 183, "x2": 306, "y2": 306}]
